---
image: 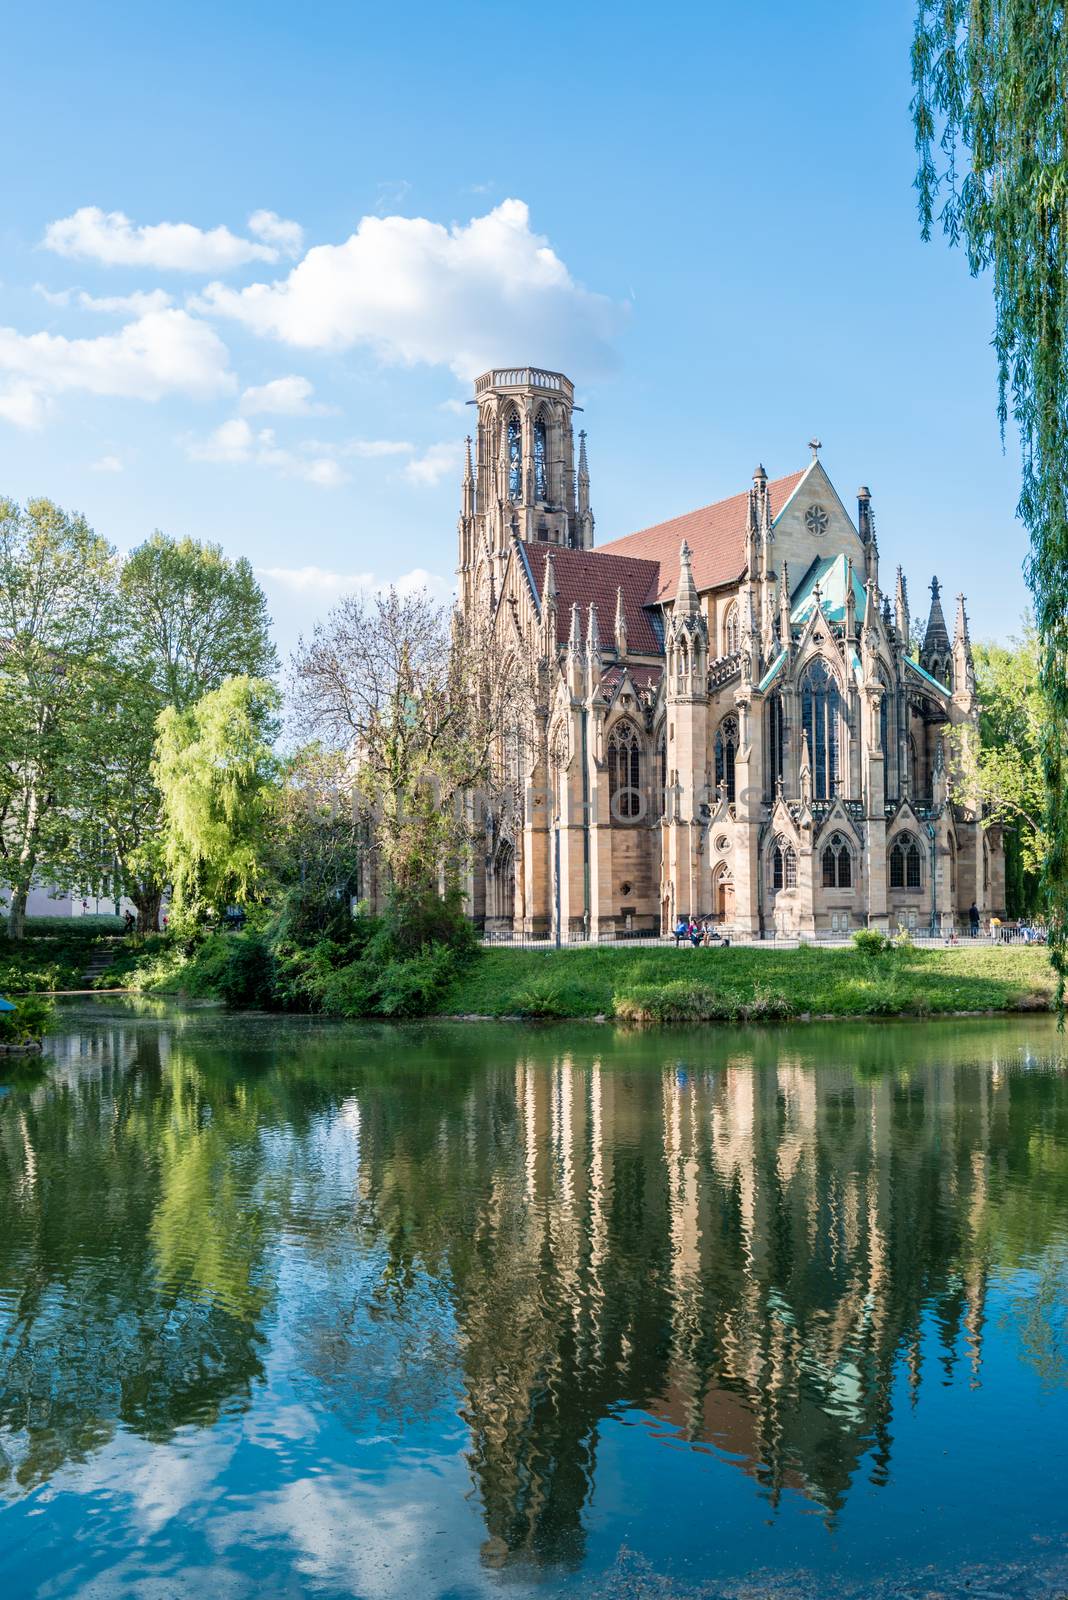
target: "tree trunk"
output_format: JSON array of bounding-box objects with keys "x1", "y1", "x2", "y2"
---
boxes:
[
  {"x1": 134, "y1": 886, "x2": 163, "y2": 936},
  {"x1": 7, "y1": 882, "x2": 29, "y2": 942}
]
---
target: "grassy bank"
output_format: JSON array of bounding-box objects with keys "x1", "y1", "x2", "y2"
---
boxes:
[
  {"x1": 435, "y1": 943, "x2": 1055, "y2": 1021},
  {"x1": 31, "y1": 924, "x2": 1056, "y2": 1024}
]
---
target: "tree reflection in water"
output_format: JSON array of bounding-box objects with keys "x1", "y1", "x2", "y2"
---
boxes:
[{"x1": 0, "y1": 1010, "x2": 1065, "y2": 1579}]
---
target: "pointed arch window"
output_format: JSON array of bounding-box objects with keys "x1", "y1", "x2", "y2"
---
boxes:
[
  {"x1": 879, "y1": 680, "x2": 891, "y2": 765},
  {"x1": 724, "y1": 601, "x2": 740, "y2": 656},
  {"x1": 534, "y1": 414, "x2": 548, "y2": 501},
  {"x1": 608, "y1": 720, "x2": 643, "y2": 821},
  {"x1": 767, "y1": 693, "x2": 784, "y2": 793},
  {"x1": 801, "y1": 657, "x2": 843, "y2": 799},
  {"x1": 821, "y1": 832, "x2": 853, "y2": 888},
  {"x1": 772, "y1": 839, "x2": 797, "y2": 890},
  {"x1": 657, "y1": 726, "x2": 667, "y2": 817},
  {"x1": 506, "y1": 412, "x2": 522, "y2": 500},
  {"x1": 889, "y1": 833, "x2": 922, "y2": 890},
  {"x1": 714, "y1": 715, "x2": 738, "y2": 803}
]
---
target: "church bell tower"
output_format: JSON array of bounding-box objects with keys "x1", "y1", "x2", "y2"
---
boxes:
[{"x1": 458, "y1": 367, "x2": 592, "y2": 615}]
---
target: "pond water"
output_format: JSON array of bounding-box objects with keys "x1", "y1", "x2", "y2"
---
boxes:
[{"x1": 1, "y1": 1004, "x2": 1067, "y2": 1599}]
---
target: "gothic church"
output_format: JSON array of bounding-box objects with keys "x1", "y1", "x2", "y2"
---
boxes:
[{"x1": 458, "y1": 367, "x2": 1005, "y2": 938}]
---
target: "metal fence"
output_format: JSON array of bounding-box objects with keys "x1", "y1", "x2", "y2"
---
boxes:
[{"x1": 480, "y1": 926, "x2": 1040, "y2": 950}]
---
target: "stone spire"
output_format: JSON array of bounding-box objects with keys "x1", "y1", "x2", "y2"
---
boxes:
[
  {"x1": 799, "y1": 728, "x2": 813, "y2": 806},
  {"x1": 895, "y1": 565, "x2": 909, "y2": 642},
  {"x1": 857, "y1": 485, "x2": 873, "y2": 543},
  {"x1": 614, "y1": 585, "x2": 627, "y2": 659},
  {"x1": 577, "y1": 429, "x2": 594, "y2": 547},
  {"x1": 778, "y1": 560, "x2": 791, "y2": 647},
  {"x1": 952, "y1": 592, "x2": 975, "y2": 698},
  {"x1": 461, "y1": 434, "x2": 474, "y2": 519},
  {"x1": 586, "y1": 600, "x2": 600, "y2": 661},
  {"x1": 920, "y1": 576, "x2": 951, "y2": 682},
  {"x1": 541, "y1": 548, "x2": 557, "y2": 650},
  {"x1": 844, "y1": 557, "x2": 857, "y2": 643},
  {"x1": 568, "y1": 600, "x2": 582, "y2": 657},
  {"x1": 863, "y1": 577, "x2": 878, "y2": 637},
  {"x1": 676, "y1": 539, "x2": 700, "y2": 618}
]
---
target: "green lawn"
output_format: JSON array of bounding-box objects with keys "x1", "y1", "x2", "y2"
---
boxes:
[{"x1": 439, "y1": 943, "x2": 1056, "y2": 1022}]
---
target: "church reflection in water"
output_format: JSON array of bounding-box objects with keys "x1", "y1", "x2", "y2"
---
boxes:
[{"x1": 1, "y1": 1017, "x2": 1064, "y2": 1569}]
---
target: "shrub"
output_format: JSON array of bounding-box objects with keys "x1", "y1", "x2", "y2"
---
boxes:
[
  {"x1": 853, "y1": 929, "x2": 891, "y2": 957},
  {"x1": 511, "y1": 976, "x2": 603, "y2": 1018},
  {"x1": 23, "y1": 915, "x2": 124, "y2": 938},
  {"x1": 0, "y1": 993, "x2": 54, "y2": 1047}
]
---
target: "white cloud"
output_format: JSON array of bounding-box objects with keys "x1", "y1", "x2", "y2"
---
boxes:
[
  {"x1": 240, "y1": 374, "x2": 329, "y2": 416},
  {"x1": 404, "y1": 440, "x2": 463, "y2": 486},
  {"x1": 90, "y1": 453, "x2": 123, "y2": 472},
  {"x1": 438, "y1": 397, "x2": 469, "y2": 415},
  {"x1": 196, "y1": 198, "x2": 624, "y2": 379},
  {"x1": 258, "y1": 564, "x2": 452, "y2": 601},
  {"x1": 0, "y1": 384, "x2": 50, "y2": 428},
  {"x1": 248, "y1": 210, "x2": 304, "y2": 256},
  {"x1": 0, "y1": 308, "x2": 234, "y2": 427},
  {"x1": 343, "y1": 437, "x2": 413, "y2": 458},
  {"x1": 42, "y1": 206, "x2": 283, "y2": 272},
  {"x1": 34, "y1": 284, "x2": 174, "y2": 315},
  {"x1": 186, "y1": 417, "x2": 348, "y2": 487}
]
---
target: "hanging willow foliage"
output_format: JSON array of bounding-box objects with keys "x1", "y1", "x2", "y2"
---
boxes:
[{"x1": 911, "y1": 1, "x2": 1068, "y2": 1001}]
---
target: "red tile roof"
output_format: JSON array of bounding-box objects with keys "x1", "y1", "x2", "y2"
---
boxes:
[
  {"x1": 521, "y1": 542, "x2": 662, "y2": 656},
  {"x1": 597, "y1": 468, "x2": 809, "y2": 605}
]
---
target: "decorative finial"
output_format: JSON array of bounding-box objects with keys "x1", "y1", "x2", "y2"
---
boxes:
[{"x1": 808, "y1": 437, "x2": 822, "y2": 459}]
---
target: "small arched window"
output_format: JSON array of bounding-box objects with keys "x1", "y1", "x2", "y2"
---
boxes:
[
  {"x1": 772, "y1": 839, "x2": 797, "y2": 890},
  {"x1": 889, "y1": 833, "x2": 922, "y2": 890},
  {"x1": 608, "y1": 720, "x2": 643, "y2": 820},
  {"x1": 821, "y1": 832, "x2": 853, "y2": 888},
  {"x1": 657, "y1": 726, "x2": 667, "y2": 818},
  {"x1": 534, "y1": 413, "x2": 548, "y2": 500},
  {"x1": 676, "y1": 638, "x2": 689, "y2": 691},
  {"x1": 506, "y1": 412, "x2": 522, "y2": 500},
  {"x1": 714, "y1": 715, "x2": 738, "y2": 803},
  {"x1": 879, "y1": 681, "x2": 890, "y2": 764},
  {"x1": 724, "y1": 601, "x2": 739, "y2": 656}
]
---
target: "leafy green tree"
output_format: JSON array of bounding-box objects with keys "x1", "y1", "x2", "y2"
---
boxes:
[
  {"x1": 90, "y1": 535, "x2": 278, "y2": 932},
  {"x1": 154, "y1": 675, "x2": 281, "y2": 925},
  {"x1": 274, "y1": 744, "x2": 368, "y2": 940},
  {"x1": 121, "y1": 533, "x2": 277, "y2": 706},
  {"x1": 973, "y1": 624, "x2": 1045, "y2": 915},
  {"x1": 911, "y1": 3, "x2": 1068, "y2": 988},
  {"x1": 0, "y1": 498, "x2": 119, "y2": 939}
]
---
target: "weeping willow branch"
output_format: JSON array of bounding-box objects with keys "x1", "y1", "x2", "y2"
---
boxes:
[{"x1": 912, "y1": 0, "x2": 1068, "y2": 1003}]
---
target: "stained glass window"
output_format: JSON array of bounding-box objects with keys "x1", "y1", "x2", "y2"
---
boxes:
[
  {"x1": 714, "y1": 715, "x2": 738, "y2": 803},
  {"x1": 608, "y1": 721, "x2": 643, "y2": 820},
  {"x1": 724, "y1": 602, "x2": 739, "y2": 655},
  {"x1": 801, "y1": 657, "x2": 842, "y2": 799},
  {"x1": 772, "y1": 840, "x2": 797, "y2": 890},
  {"x1": 889, "y1": 835, "x2": 922, "y2": 889},
  {"x1": 822, "y1": 833, "x2": 852, "y2": 888},
  {"x1": 507, "y1": 413, "x2": 522, "y2": 501},
  {"x1": 767, "y1": 694, "x2": 784, "y2": 792},
  {"x1": 534, "y1": 415, "x2": 547, "y2": 500}
]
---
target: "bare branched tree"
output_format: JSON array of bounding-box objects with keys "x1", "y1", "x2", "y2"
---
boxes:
[{"x1": 290, "y1": 588, "x2": 532, "y2": 901}]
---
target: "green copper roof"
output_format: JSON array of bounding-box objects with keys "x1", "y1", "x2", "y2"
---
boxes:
[
  {"x1": 757, "y1": 648, "x2": 787, "y2": 693},
  {"x1": 790, "y1": 554, "x2": 866, "y2": 628},
  {"x1": 905, "y1": 654, "x2": 951, "y2": 696}
]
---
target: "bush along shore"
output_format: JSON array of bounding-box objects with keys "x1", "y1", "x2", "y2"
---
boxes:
[{"x1": 51, "y1": 912, "x2": 1058, "y2": 1024}]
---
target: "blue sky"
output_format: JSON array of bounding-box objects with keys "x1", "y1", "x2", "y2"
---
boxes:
[{"x1": 1, "y1": 0, "x2": 1026, "y2": 658}]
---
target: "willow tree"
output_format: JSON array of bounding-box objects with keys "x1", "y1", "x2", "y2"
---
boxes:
[{"x1": 911, "y1": 3, "x2": 1068, "y2": 992}]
